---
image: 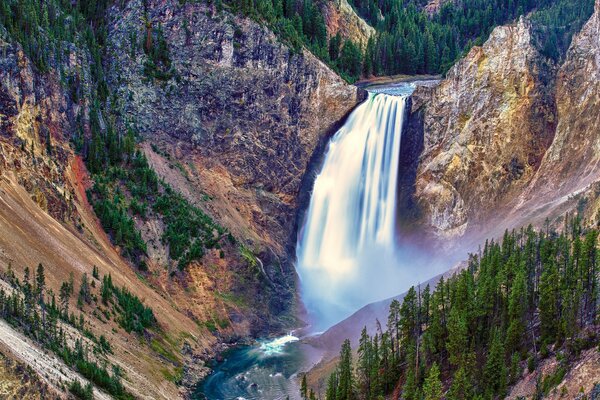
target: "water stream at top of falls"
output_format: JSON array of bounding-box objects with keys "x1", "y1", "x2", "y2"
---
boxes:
[{"x1": 296, "y1": 84, "x2": 416, "y2": 330}]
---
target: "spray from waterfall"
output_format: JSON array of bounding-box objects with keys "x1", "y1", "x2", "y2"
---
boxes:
[{"x1": 297, "y1": 86, "x2": 433, "y2": 329}]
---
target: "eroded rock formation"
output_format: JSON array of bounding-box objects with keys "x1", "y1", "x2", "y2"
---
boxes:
[
  {"x1": 105, "y1": 0, "x2": 363, "y2": 257},
  {"x1": 406, "y1": 1, "x2": 600, "y2": 246}
]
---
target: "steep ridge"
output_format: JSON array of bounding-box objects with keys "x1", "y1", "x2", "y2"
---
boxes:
[
  {"x1": 405, "y1": 0, "x2": 600, "y2": 248},
  {"x1": 0, "y1": 1, "x2": 363, "y2": 398},
  {"x1": 0, "y1": 33, "x2": 204, "y2": 398},
  {"x1": 407, "y1": 16, "x2": 557, "y2": 241},
  {"x1": 508, "y1": 0, "x2": 600, "y2": 226}
]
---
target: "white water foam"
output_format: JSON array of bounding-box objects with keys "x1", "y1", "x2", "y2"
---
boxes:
[{"x1": 259, "y1": 334, "x2": 300, "y2": 356}]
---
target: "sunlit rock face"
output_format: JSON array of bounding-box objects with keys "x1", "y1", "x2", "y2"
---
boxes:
[
  {"x1": 510, "y1": 0, "x2": 600, "y2": 220},
  {"x1": 408, "y1": 17, "x2": 557, "y2": 241},
  {"x1": 320, "y1": 0, "x2": 375, "y2": 46},
  {"x1": 0, "y1": 31, "x2": 90, "y2": 222},
  {"x1": 406, "y1": 1, "x2": 600, "y2": 246}
]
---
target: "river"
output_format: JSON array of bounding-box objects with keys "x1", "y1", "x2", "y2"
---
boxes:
[{"x1": 194, "y1": 334, "x2": 324, "y2": 400}]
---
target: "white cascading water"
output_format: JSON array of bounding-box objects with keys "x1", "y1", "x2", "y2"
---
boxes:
[{"x1": 297, "y1": 89, "x2": 413, "y2": 329}]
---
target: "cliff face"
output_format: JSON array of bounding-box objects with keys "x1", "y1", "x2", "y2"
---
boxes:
[
  {"x1": 0, "y1": 1, "x2": 362, "y2": 397},
  {"x1": 105, "y1": 0, "x2": 362, "y2": 257},
  {"x1": 0, "y1": 28, "x2": 210, "y2": 399},
  {"x1": 407, "y1": 3, "x2": 600, "y2": 244},
  {"x1": 0, "y1": 32, "x2": 86, "y2": 222},
  {"x1": 320, "y1": 0, "x2": 375, "y2": 46},
  {"x1": 511, "y1": 0, "x2": 600, "y2": 219}
]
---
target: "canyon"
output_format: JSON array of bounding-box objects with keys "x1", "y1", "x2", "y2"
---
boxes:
[{"x1": 1, "y1": 0, "x2": 600, "y2": 398}]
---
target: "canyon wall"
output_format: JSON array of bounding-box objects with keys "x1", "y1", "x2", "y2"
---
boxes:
[
  {"x1": 0, "y1": 2, "x2": 363, "y2": 397},
  {"x1": 105, "y1": 0, "x2": 362, "y2": 257},
  {"x1": 406, "y1": 0, "x2": 600, "y2": 246},
  {"x1": 320, "y1": 0, "x2": 375, "y2": 46}
]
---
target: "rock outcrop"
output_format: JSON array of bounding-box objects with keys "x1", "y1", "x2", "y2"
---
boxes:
[
  {"x1": 406, "y1": 2, "x2": 600, "y2": 246},
  {"x1": 0, "y1": 31, "x2": 88, "y2": 223},
  {"x1": 105, "y1": 0, "x2": 362, "y2": 259},
  {"x1": 408, "y1": 17, "x2": 556, "y2": 240},
  {"x1": 510, "y1": 0, "x2": 600, "y2": 221},
  {"x1": 0, "y1": 26, "x2": 210, "y2": 399},
  {"x1": 320, "y1": 0, "x2": 375, "y2": 46}
]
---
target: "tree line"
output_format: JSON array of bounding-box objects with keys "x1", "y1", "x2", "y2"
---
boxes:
[
  {"x1": 318, "y1": 215, "x2": 599, "y2": 399},
  {"x1": 220, "y1": 0, "x2": 595, "y2": 81},
  {"x1": 0, "y1": 263, "x2": 140, "y2": 399}
]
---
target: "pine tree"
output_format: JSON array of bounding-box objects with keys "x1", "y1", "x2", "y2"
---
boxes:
[
  {"x1": 402, "y1": 344, "x2": 419, "y2": 400},
  {"x1": 357, "y1": 327, "x2": 373, "y2": 398},
  {"x1": 60, "y1": 281, "x2": 71, "y2": 317},
  {"x1": 483, "y1": 330, "x2": 507, "y2": 398},
  {"x1": 447, "y1": 366, "x2": 472, "y2": 400},
  {"x1": 35, "y1": 263, "x2": 45, "y2": 303},
  {"x1": 446, "y1": 306, "x2": 467, "y2": 367},
  {"x1": 78, "y1": 273, "x2": 91, "y2": 307},
  {"x1": 539, "y1": 253, "x2": 559, "y2": 345},
  {"x1": 301, "y1": 374, "x2": 308, "y2": 400},
  {"x1": 326, "y1": 368, "x2": 339, "y2": 400},
  {"x1": 423, "y1": 362, "x2": 443, "y2": 400},
  {"x1": 506, "y1": 267, "x2": 527, "y2": 353},
  {"x1": 337, "y1": 339, "x2": 355, "y2": 400}
]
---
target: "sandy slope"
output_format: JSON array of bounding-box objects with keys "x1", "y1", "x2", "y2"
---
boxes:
[
  {"x1": 0, "y1": 319, "x2": 111, "y2": 400},
  {"x1": 0, "y1": 169, "x2": 206, "y2": 398}
]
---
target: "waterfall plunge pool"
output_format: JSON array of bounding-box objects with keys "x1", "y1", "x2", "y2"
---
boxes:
[{"x1": 193, "y1": 334, "x2": 324, "y2": 400}]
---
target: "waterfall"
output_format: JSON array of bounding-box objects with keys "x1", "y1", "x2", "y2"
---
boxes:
[{"x1": 297, "y1": 89, "x2": 413, "y2": 329}]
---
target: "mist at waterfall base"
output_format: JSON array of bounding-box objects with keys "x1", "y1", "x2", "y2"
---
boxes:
[{"x1": 297, "y1": 84, "x2": 445, "y2": 331}]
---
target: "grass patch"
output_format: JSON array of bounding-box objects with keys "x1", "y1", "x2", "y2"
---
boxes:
[
  {"x1": 150, "y1": 338, "x2": 179, "y2": 364},
  {"x1": 160, "y1": 366, "x2": 183, "y2": 384}
]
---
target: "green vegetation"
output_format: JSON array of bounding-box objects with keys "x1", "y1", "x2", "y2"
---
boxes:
[
  {"x1": 143, "y1": 22, "x2": 175, "y2": 81},
  {"x1": 154, "y1": 187, "x2": 226, "y2": 270},
  {"x1": 323, "y1": 215, "x2": 599, "y2": 399},
  {"x1": 531, "y1": 0, "x2": 595, "y2": 60},
  {"x1": 228, "y1": 0, "x2": 328, "y2": 54},
  {"x1": 352, "y1": 0, "x2": 595, "y2": 76},
  {"x1": 87, "y1": 142, "x2": 229, "y2": 271},
  {"x1": 0, "y1": 264, "x2": 134, "y2": 399},
  {"x1": 222, "y1": 0, "x2": 595, "y2": 81},
  {"x1": 540, "y1": 365, "x2": 567, "y2": 396},
  {"x1": 101, "y1": 273, "x2": 157, "y2": 334},
  {"x1": 69, "y1": 380, "x2": 94, "y2": 400},
  {"x1": 1, "y1": 0, "x2": 226, "y2": 272}
]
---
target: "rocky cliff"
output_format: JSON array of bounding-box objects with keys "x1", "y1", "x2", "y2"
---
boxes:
[
  {"x1": 406, "y1": 1, "x2": 600, "y2": 247},
  {"x1": 320, "y1": 0, "x2": 375, "y2": 46},
  {"x1": 0, "y1": 1, "x2": 363, "y2": 398},
  {"x1": 105, "y1": 0, "x2": 362, "y2": 257},
  {"x1": 510, "y1": 0, "x2": 600, "y2": 224},
  {"x1": 0, "y1": 25, "x2": 211, "y2": 399},
  {"x1": 0, "y1": 28, "x2": 86, "y2": 223}
]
